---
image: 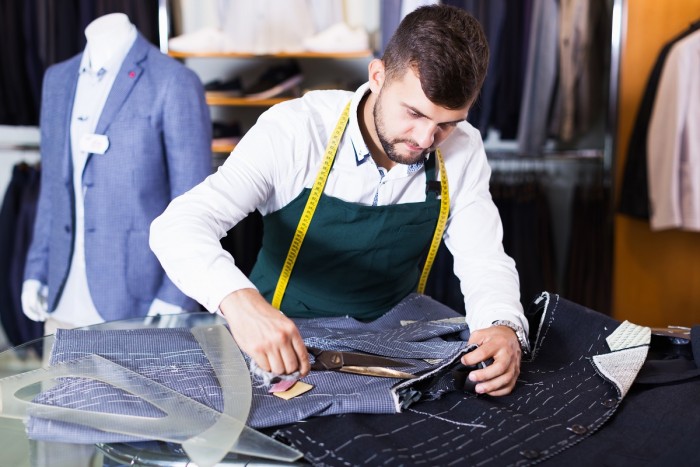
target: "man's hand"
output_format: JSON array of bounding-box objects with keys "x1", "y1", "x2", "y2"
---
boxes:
[
  {"x1": 462, "y1": 325, "x2": 522, "y2": 396},
  {"x1": 219, "y1": 288, "x2": 310, "y2": 377}
]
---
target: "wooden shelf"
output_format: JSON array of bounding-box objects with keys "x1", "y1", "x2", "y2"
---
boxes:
[
  {"x1": 206, "y1": 94, "x2": 292, "y2": 106},
  {"x1": 169, "y1": 50, "x2": 374, "y2": 59},
  {"x1": 212, "y1": 141, "x2": 236, "y2": 153}
]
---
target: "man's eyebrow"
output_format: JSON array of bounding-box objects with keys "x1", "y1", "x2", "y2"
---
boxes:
[{"x1": 405, "y1": 104, "x2": 467, "y2": 125}]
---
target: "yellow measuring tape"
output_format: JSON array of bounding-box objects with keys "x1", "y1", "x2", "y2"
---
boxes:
[
  {"x1": 416, "y1": 147, "x2": 449, "y2": 294},
  {"x1": 271, "y1": 102, "x2": 450, "y2": 309},
  {"x1": 271, "y1": 102, "x2": 351, "y2": 309}
]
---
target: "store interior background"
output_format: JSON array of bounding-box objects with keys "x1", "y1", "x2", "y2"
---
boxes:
[{"x1": 1, "y1": 0, "x2": 699, "y2": 351}]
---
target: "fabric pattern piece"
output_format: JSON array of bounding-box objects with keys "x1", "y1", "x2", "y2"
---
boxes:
[
  {"x1": 606, "y1": 320, "x2": 651, "y2": 351},
  {"x1": 28, "y1": 328, "x2": 223, "y2": 443},
  {"x1": 250, "y1": 295, "x2": 469, "y2": 428},
  {"x1": 593, "y1": 346, "x2": 648, "y2": 398},
  {"x1": 27, "y1": 295, "x2": 469, "y2": 443},
  {"x1": 272, "y1": 292, "x2": 650, "y2": 466}
]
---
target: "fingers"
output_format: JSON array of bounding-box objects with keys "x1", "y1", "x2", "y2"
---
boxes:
[
  {"x1": 463, "y1": 326, "x2": 522, "y2": 396},
  {"x1": 234, "y1": 319, "x2": 304, "y2": 375},
  {"x1": 220, "y1": 289, "x2": 309, "y2": 377},
  {"x1": 469, "y1": 357, "x2": 520, "y2": 395},
  {"x1": 292, "y1": 336, "x2": 311, "y2": 376}
]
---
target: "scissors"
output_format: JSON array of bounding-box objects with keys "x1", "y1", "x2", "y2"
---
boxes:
[{"x1": 307, "y1": 347, "x2": 415, "y2": 379}]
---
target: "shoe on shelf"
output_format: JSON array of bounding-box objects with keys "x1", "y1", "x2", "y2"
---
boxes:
[
  {"x1": 302, "y1": 23, "x2": 370, "y2": 53},
  {"x1": 168, "y1": 27, "x2": 226, "y2": 53},
  {"x1": 212, "y1": 121, "x2": 242, "y2": 153},
  {"x1": 212, "y1": 121, "x2": 242, "y2": 139},
  {"x1": 243, "y1": 61, "x2": 304, "y2": 100},
  {"x1": 205, "y1": 77, "x2": 243, "y2": 97}
]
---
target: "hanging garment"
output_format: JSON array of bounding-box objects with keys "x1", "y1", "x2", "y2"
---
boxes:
[
  {"x1": 617, "y1": 23, "x2": 700, "y2": 220},
  {"x1": 548, "y1": 0, "x2": 607, "y2": 144},
  {"x1": 491, "y1": 170, "x2": 556, "y2": 307},
  {"x1": 446, "y1": 0, "x2": 509, "y2": 139},
  {"x1": 491, "y1": 0, "x2": 531, "y2": 140},
  {"x1": 647, "y1": 29, "x2": 700, "y2": 231},
  {"x1": 565, "y1": 182, "x2": 611, "y2": 312},
  {"x1": 516, "y1": 0, "x2": 558, "y2": 153},
  {"x1": 1, "y1": 1, "x2": 160, "y2": 126},
  {"x1": 0, "y1": 164, "x2": 43, "y2": 346}
]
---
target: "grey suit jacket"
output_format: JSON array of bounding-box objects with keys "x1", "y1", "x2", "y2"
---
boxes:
[{"x1": 24, "y1": 33, "x2": 212, "y2": 322}]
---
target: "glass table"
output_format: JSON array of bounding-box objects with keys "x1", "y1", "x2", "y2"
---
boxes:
[{"x1": 0, "y1": 312, "x2": 303, "y2": 467}]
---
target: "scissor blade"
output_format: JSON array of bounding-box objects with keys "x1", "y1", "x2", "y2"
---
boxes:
[
  {"x1": 339, "y1": 352, "x2": 410, "y2": 368},
  {"x1": 339, "y1": 366, "x2": 415, "y2": 379}
]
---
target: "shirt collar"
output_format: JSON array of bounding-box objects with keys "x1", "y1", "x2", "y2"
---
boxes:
[
  {"x1": 348, "y1": 82, "x2": 372, "y2": 166},
  {"x1": 347, "y1": 82, "x2": 425, "y2": 173}
]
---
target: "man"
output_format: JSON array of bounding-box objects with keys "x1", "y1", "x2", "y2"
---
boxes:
[{"x1": 151, "y1": 5, "x2": 528, "y2": 396}]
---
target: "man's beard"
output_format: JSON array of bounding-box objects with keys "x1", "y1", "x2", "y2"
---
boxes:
[{"x1": 373, "y1": 94, "x2": 431, "y2": 166}]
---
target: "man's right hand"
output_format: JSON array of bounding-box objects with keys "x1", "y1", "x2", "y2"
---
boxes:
[
  {"x1": 219, "y1": 288, "x2": 310, "y2": 377},
  {"x1": 21, "y1": 279, "x2": 49, "y2": 322}
]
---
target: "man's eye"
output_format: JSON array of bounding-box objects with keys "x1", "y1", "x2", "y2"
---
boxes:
[{"x1": 408, "y1": 110, "x2": 420, "y2": 118}]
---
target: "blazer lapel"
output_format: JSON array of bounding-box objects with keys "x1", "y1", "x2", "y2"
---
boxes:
[
  {"x1": 55, "y1": 55, "x2": 82, "y2": 185},
  {"x1": 93, "y1": 33, "x2": 149, "y2": 136}
]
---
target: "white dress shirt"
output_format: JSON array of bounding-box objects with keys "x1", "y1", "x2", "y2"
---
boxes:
[
  {"x1": 53, "y1": 26, "x2": 136, "y2": 326},
  {"x1": 150, "y1": 83, "x2": 527, "y2": 333}
]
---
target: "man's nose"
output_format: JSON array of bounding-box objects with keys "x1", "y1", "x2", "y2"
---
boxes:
[{"x1": 414, "y1": 123, "x2": 437, "y2": 149}]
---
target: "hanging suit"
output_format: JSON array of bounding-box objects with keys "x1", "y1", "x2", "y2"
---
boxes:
[{"x1": 23, "y1": 33, "x2": 212, "y2": 322}]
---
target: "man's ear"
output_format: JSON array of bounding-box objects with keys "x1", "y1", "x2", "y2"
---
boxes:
[{"x1": 367, "y1": 59, "x2": 385, "y2": 93}]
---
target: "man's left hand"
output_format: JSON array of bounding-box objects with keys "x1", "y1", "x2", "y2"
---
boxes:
[{"x1": 461, "y1": 325, "x2": 522, "y2": 396}]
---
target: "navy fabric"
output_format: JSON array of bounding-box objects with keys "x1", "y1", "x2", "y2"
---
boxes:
[
  {"x1": 27, "y1": 295, "x2": 469, "y2": 443},
  {"x1": 0, "y1": 164, "x2": 43, "y2": 346},
  {"x1": 553, "y1": 325, "x2": 700, "y2": 466},
  {"x1": 271, "y1": 293, "x2": 633, "y2": 466}
]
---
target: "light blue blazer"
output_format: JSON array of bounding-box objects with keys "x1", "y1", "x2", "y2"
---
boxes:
[{"x1": 24, "y1": 33, "x2": 212, "y2": 322}]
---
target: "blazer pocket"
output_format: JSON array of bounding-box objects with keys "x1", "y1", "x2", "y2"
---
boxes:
[{"x1": 126, "y1": 230, "x2": 162, "y2": 300}]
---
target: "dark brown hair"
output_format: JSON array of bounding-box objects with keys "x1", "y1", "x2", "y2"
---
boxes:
[{"x1": 381, "y1": 4, "x2": 489, "y2": 109}]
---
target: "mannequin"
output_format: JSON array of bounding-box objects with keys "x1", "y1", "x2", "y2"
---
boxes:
[
  {"x1": 84, "y1": 13, "x2": 135, "y2": 71},
  {"x1": 22, "y1": 13, "x2": 212, "y2": 332}
]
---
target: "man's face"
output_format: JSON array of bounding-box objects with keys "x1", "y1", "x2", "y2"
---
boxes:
[{"x1": 372, "y1": 68, "x2": 469, "y2": 166}]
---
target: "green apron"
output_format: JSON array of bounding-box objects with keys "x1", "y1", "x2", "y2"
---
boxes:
[{"x1": 249, "y1": 114, "x2": 442, "y2": 320}]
